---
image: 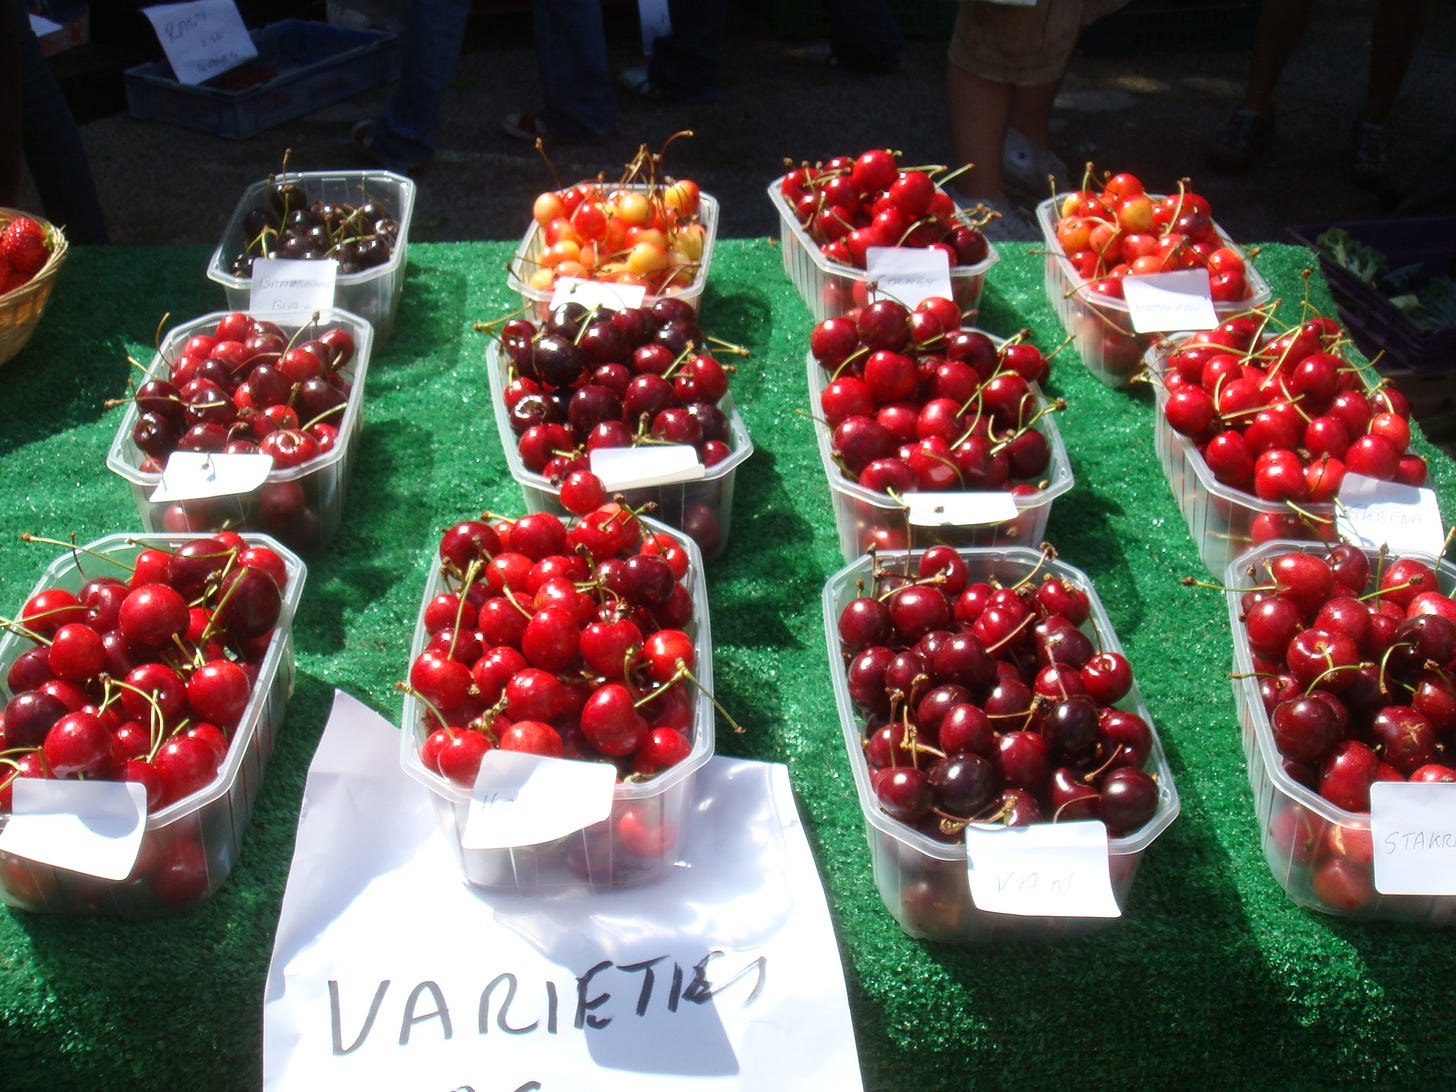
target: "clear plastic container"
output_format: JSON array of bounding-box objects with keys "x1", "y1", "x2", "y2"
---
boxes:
[
  {"x1": 485, "y1": 340, "x2": 752, "y2": 559},
  {"x1": 823, "y1": 546, "x2": 1180, "y2": 941},
  {"x1": 1225, "y1": 540, "x2": 1456, "y2": 922},
  {"x1": 399, "y1": 515, "x2": 715, "y2": 891},
  {"x1": 768, "y1": 177, "x2": 998, "y2": 322},
  {"x1": 807, "y1": 349, "x2": 1074, "y2": 564},
  {"x1": 105, "y1": 308, "x2": 374, "y2": 555},
  {"x1": 206, "y1": 169, "x2": 414, "y2": 344},
  {"x1": 505, "y1": 187, "x2": 719, "y2": 322},
  {"x1": 1035, "y1": 195, "x2": 1272, "y2": 389},
  {"x1": 0, "y1": 532, "x2": 305, "y2": 915}
]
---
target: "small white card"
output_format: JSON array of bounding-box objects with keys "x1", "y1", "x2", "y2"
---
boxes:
[
  {"x1": 1370, "y1": 782, "x2": 1456, "y2": 895},
  {"x1": 1335, "y1": 473, "x2": 1446, "y2": 561},
  {"x1": 462, "y1": 750, "x2": 617, "y2": 850},
  {"x1": 963, "y1": 820, "x2": 1121, "y2": 917},
  {"x1": 1122, "y1": 269, "x2": 1218, "y2": 333},
  {"x1": 550, "y1": 277, "x2": 648, "y2": 312},
  {"x1": 249, "y1": 258, "x2": 338, "y2": 318},
  {"x1": 143, "y1": 0, "x2": 257, "y2": 86},
  {"x1": 0, "y1": 780, "x2": 148, "y2": 880},
  {"x1": 906, "y1": 491, "x2": 1018, "y2": 528},
  {"x1": 591, "y1": 445, "x2": 705, "y2": 490},
  {"x1": 150, "y1": 451, "x2": 273, "y2": 502},
  {"x1": 865, "y1": 247, "x2": 954, "y2": 310}
]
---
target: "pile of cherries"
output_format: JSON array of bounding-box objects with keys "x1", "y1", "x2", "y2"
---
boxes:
[
  {"x1": 1233, "y1": 543, "x2": 1456, "y2": 912},
  {"x1": 1050, "y1": 171, "x2": 1254, "y2": 302},
  {"x1": 495, "y1": 298, "x2": 739, "y2": 553},
  {"x1": 779, "y1": 148, "x2": 990, "y2": 271},
  {"x1": 0, "y1": 533, "x2": 292, "y2": 908},
  {"x1": 812, "y1": 295, "x2": 1057, "y2": 547},
  {"x1": 228, "y1": 180, "x2": 400, "y2": 276},
  {"x1": 122, "y1": 311, "x2": 358, "y2": 550},
  {"x1": 1155, "y1": 314, "x2": 1426, "y2": 524},
  {"x1": 405, "y1": 509, "x2": 708, "y2": 870},
  {"x1": 837, "y1": 546, "x2": 1163, "y2": 844}
]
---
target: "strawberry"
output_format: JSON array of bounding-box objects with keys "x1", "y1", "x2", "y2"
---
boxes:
[{"x1": 1, "y1": 216, "x2": 51, "y2": 278}]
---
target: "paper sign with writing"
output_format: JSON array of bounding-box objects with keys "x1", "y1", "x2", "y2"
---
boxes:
[
  {"x1": 1334, "y1": 472, "x2": 1445, "y2": 561},
  {"x1": 866, "y1": 246, "x2": 954, "y2": 310},
  {"x1": 550, "y1": 276, "x2": 648, "y2": 312},
  {"x1": 1121, "y1": 268, "x2": 1218, "y2": 333},
  {"x1": 591, "y1": 444, "x2": 705, "y2": 490},
  {"x1": 263, "y1": 692, "x2": 863, "y2": 1091},
  {"x1": 0, "y1": 780, "x2": 148, "y2": 880},
  {"x1": 249, "y1": 258, "x2": 339, "y2": 319},
  {"x1": 963, "y1": 820, "x2": 1120, "y2": 917},
  {"x1": 463, "y1": 750, "x2": 617, "y2": 850},
  {"x1": 151, "y1": 451, "x2": 273, "y2": 502},
  {"x1": 906, "y1": 491, "x2": 1018, "y2": 529},
  {"x1": 1370, "y1": 781, "x2": 1456, "y2": 895},
  {"x1": 143, "y1": 0, "x2": 257, "y2": 86}
]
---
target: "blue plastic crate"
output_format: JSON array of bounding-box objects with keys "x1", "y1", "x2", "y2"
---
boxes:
[{"x1": 124, "y1": 19, "x2": 399, "y2": 140}]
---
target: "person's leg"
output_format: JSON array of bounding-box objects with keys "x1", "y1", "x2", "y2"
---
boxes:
[
  {"x1": 534, "y1": 0, "x2": 616, "y2": 138},
  {"x1": 1238, "y1": 0, "x2": 1315, "y2": 115},
  {"x1": 642, "y1": 0, "x2": 726, "y2": 99},
  {"x1": 947, "y1": 63, "x2": 1014, "y2": 203},
  {"x1": 1362, "y1": 0, "x2": 1434, "y2": 124},
  {"x1": 369, "y1": 0, "x2": 473, "y2": 170}
]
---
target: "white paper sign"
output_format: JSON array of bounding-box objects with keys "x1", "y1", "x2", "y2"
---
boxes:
[
  {"x1": 906, "y1": 491, "x2": 1018, "y2": 528},
  {"x1": 143, "y1": 0, "x2": 257, "y2": 86},
  {"x1": 963, "y1": 820, "x2": 1120, "y2": 917},
  {"x1": 591, "y1": 444, "x2": 705, "y2": 490},
  {"x1": 263, "y1": 692, "x2": 863, "y2": 1091},
  {"x1": 551, "y1": 276, "x2": 648, "y2": 312},
  {"x1": 1121, "y1": 268, "x2": 1218, "y2": 333},
  {"x1": 249, "y1": 258, "x2": 339, "y2": 319},
  {"x1": 150, "y1": 451, "x2": 273, "y2": 502},
  {"x1": 464, "y1": 750, "x2": 616, "y2": 850},
  {"x1": 0, "y1": 780, "x2": 148, "y2": 880},
  {"x1": 29, "y1": 12, "x2": 63, "y2": 35},
  {"x1": 1335, "y1": 473, "x2": 1446, "y2": 561},
  {"x1": 1370, "y1": 781, "x2": 1456, "y2": 895},
  {"x1": 637, "y1": 0, "x2": 672, "y2": 52},
  {"x1": 865, "y1": 247, "x2": 954, "y2": 310}
]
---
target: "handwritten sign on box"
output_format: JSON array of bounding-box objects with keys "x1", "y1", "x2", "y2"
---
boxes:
[{"x1": 143, "y1": 0, "x2": 257, "y2": 86}]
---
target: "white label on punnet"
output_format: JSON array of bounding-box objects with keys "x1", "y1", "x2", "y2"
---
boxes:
[
  {"x1": 249, "y1": 257, "x2": 338, "y2": 317},
  {"x1": 549, "y1": 277, "x2": 647, "y2": 312},
  {"x1": 151, "y1": 451, "x2": 273, "y2": 502},
  {"x1": 591, "y1": 444, "x2": 705, "y2": 490},
  {"x1": 963, "y1": 820, "x2": 1121, "y2": 917},
  {"x1": 462, "y1": 750, "x2": 617, "y2": 850},
  {"x1": 0, "y1": 780, "x2": 148, "y2": 879},
  {"x1": 906, "y1": 491, "x2": 1018, "y2": 528},
  {"x1": 1122, "y1": 268, "x2": 1218, "y2": 333},
  {"x1": 866, "y1": 247, "x2": 954, "y2": 310},
  {"x1": 1370, "y1": 781, "x2": 1456, "y2": 895},
  {"x1": 142, "y1": 0, "x2": 257, "y2": 85},
  {"x1": 1334, "y1": 472, "x2": 1445, "y2": 561}
]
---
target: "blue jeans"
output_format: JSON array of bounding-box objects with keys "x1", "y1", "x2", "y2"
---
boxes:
[
  {"x1": 370, "y1": 0, "x2": 473, "y2": 171},
  {"x1": 13, "y1": 0, "x2": 108, "y2": 243},
  {"x1": 534, "y1": 0, "x2": 616, "y2": 139}
]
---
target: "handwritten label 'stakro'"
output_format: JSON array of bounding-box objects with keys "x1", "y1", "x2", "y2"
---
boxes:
[{"x1": 1370, "y1": 781, "x2": 1456, "y2": 895}]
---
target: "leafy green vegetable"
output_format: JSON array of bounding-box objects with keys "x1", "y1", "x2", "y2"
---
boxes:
[{"x1": 1315, "y1": 227, "x2": 1386, "y2": 283}]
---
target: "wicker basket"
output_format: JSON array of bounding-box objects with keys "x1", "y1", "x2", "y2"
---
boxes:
[{"x1": 0, "y1": 209, "x2": 68, "y2": 367}]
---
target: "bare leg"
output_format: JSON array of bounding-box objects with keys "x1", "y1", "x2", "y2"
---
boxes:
[
  {"x1": 946, "y1": 62, "x2": 1013, "y2": 201},
  {"x1": 1239, "y1": 0, "x2": 1316, "y2": 114},
  {"x1": 1007, "y1": 77, "x2": 1062, "y2": 150},
  {"x1": 1362, "y1": 0, "x2": 1434, "y2": 124}
]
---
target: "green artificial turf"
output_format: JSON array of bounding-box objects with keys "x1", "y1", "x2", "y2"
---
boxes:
[{"x1": 1, "y1": 239, "x2": 1454, "y2": 1088}]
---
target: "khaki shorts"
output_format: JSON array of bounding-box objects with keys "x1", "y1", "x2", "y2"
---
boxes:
[{"x1": 949, "y1": 0, "x2": 1128, "y2": 85}]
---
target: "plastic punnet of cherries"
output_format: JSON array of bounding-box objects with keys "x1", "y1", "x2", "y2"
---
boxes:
[
  {"x1": 836, "y1": 546, "x2": 1164, "y2": 842},
  {"x1": 1154, "y1": 312, "x2": 1426, "y2": 508},
  {"x1": 228, "y1": 180, "x2": 400, "y2": 277}
]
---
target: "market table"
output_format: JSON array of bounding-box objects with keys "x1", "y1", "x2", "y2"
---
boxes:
[{"x1": 2, "y1": 238, "x2": 1454, "y2": 1088}]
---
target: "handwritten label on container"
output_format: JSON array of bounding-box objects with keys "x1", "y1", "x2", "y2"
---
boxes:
[
  {"x1": 866, "y1": 247, "x2": 954, "y2": 310},
  {"x1": 905, "y1": 491, "x2": 1018, "y2": 529},
  {"x1": 591, "y1": 445, "x2": 705, "y2": 490},
  {"x1": 1335, "y1": 472, "x2": 1445, "y2": 561},
  {"x1": 0, "y1": 781, "x2": 148, "y2": 879},
  {"x1": 151, "y1": 451, "x2": 273, "y2": 502},
  {"x1": 1370, "y1": 781, "x2": 1456, "y2": 895},
  {"x1": 142, "y1": 0, "x2": 256, "y2": 86},
  {"x1": 462, "y1": 750, "x2": 617, "y2": 850},
  {"x1": 1122, "y1": 268, "x2": 1218, "y2": 333},
  {"x1": 249, "y1": 257, "x2": 338, "y2": 319},
  {"x1": 963, "y1": 820, "x2": 1120, "y2": 917},
  {"x1": 549, "y1": 277, "x2": 648, "y2": 312}
]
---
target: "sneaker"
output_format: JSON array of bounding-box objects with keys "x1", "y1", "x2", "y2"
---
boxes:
[
  {"x1": 616, "y1": 64, "x2": 717, "y2": 104},
  {"x1": 1206, "y1": 109, "x2": 1274, "y2": 173},
  {"x1": 1003, "y1": 128, "x2": 1071, "y2": 202},
  {"x1": 501, "y1": 111, "x2": 551, "y2": 144},
  {"x1": 1352, "y1": 122, "x2": 1393, "y2": 193}
]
